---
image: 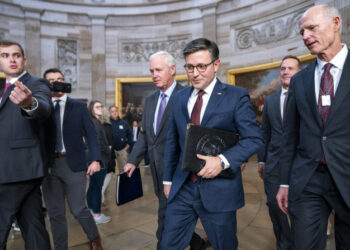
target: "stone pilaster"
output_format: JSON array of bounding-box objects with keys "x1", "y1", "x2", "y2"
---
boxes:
[
  {"x1": 24, "y1": 9, "x2": 41, "y2": 77},
  {"x1": 201, "y1": 4, "x2": 217, "y2": 42},
  {"x1": 91, "y1": 16, "x2": 106, "y2": 103}
]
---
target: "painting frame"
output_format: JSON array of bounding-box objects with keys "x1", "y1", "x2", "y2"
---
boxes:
[
  {"x1": 114, "y1": 74, "x2": 188, "y2": 117},
  {"x1": 227, "y1": 54, "x2": 316, "y2": 121}
]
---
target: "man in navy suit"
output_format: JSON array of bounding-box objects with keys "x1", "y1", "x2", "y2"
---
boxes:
[
  {"x1": 0, "y1": 40, "x2": 51, "y2": 250},
  {"x1": 258, "y1": 55, "x2": 300, "y2": 250},
  {"x1": 276, "y1": 5, "x2": 350, "y2": 249},
  {"x1": 41, "y1": 68, "x2": 103, "y2": 250},
  {"x1": 161, "y1": 38, "x2": 263, "y2": 250}
]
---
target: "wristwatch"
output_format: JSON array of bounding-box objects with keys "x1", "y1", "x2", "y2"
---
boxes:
[{"x1": 220, "y1": 158, "x2": 225, "y2": 170}]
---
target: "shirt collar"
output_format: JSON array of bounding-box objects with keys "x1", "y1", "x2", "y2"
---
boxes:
[
  {"x1": 316, "y1": 43, "x2": 348, "y2": 71},
  {"x1": 8, "y1": 71, "x2": 27, "y2": 84},
  {"x1": 160, "y1": 80, "x2": 177, "y2": 98},
  {"x1": 192, "y1": 77, "x2": 217, "y2": 96},
  {"x1": 281, "y1": 87, "x2": 288, "y2": 95},
  {"x1": 52, "y1": 94, "x2": 67, "y2": 103}
]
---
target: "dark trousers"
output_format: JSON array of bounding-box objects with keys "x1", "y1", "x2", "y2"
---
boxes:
[
  {"x1": 161, "y1": 179, "x2": 237, "y2": 250},
  {"x1": 288, "y1": 165, "x2": 350, "y2": 250},
  {"x1": 42, "y1": 157, "x2": 99, "y2": 250},
  {"x1": 87, "y1": 167, "x2": 107, "y2": 214},
  {"x1": 264, "y1": 167, "x2": 291, "y2": 250},
  {"x1": 0, "y1": 178, "x2": 50, "y2": 250}
]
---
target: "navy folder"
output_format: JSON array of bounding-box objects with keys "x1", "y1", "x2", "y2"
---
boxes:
[{"x1": 116, "y1": 167, "x2": 143, "y2": 206}]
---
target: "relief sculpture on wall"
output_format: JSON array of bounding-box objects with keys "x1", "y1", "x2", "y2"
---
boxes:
[{"x1": 58, "y1": 39, "x2": 77, "y2": 88}]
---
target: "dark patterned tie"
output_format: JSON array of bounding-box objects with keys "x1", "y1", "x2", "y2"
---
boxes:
[
  {"x1": 156, "y1": 93, "x2": 167, "y2": 133},
  {"x1": 318, "y1": 63, "x2": 334, "y2": 126},
  {"x1": 318, "y1": 63, "x2": 333, "y2": 164},
  {"x1": 54, "y1": 100, "x2": 63, "y2": 152},
  {"x1": 190, "y1": 90, "x2": 205, "y2": 182}
]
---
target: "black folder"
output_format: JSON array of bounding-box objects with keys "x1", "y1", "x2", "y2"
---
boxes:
[
  {"x1": 182, "y1": 124, "x2": 239, "y2": 178},
  {"x1": 116, "y1": 167, "x2": 143, "y2": 206}
]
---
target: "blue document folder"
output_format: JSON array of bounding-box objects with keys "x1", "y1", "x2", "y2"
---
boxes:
[{"x1": 116, "y1": 167, "x2": 143, "y2": 206}]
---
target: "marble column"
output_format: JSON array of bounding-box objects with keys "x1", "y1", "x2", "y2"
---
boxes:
[
  {"x1": 91, "y1": 16, "x2": 106, "y2": 103},
  {"x1": 24, "y1": 9, "x2": 41, "y2": 77},
  {"x1": 201, "y1": 4, "x2": 217, "y2": 42}
]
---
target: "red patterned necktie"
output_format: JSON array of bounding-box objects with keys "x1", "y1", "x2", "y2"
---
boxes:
[
  {"x1": 190, "y1": 90, "x2": 205, "y2": 182},
  {"x1": 318, "y1": 63, "x2": 333, "y2": 164}
]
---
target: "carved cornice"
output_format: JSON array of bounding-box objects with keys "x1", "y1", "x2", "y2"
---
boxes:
[{"x1": 236, "y1": 11, "x2": 304, "y2": 49}]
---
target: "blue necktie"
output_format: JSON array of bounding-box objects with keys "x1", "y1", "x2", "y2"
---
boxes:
[
  {"x1": 54, "y1": 100, "x2": 63, "y2": 152},
  {"x1": 156, "y1": 93, "x2": 167, "y2": 133}
]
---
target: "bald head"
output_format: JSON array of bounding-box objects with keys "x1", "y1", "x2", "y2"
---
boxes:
[{"x1": 299, "y1": 4, "x2": 342, "y2": 62}]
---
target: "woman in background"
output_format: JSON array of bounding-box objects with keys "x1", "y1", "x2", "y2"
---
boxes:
[{"x1": 87, "y1": 100, "x2": 111, "y2": 224}]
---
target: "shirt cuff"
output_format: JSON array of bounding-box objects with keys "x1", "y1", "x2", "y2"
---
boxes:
[
  {"x1": 22, "y1": 97, "x2": 38, "y2": 114},
  {"x1": 280, "y1": 185, "x2": 289, "y2": 188},
  {"x1": 163, "y1": 181, "x2": 172, "y2": 185},
  {"x1": 218, "y1": 154, "x2": 230, "y2": 169}
]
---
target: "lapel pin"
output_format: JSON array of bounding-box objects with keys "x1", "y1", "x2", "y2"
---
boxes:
[{"x1": 217, "y1": 92, "x2": 222, "y2": 95}]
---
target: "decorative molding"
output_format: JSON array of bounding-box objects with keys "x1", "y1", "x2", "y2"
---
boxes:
[
  {"x1": 236, "y1": 11, "x2": 304, "y2": 49},
  {"x1": 120, "y1": 38, "x2": 189, "y2": 63},
  {"x1": 58, "y1": 39, "x2": 77, "y2": 87}
]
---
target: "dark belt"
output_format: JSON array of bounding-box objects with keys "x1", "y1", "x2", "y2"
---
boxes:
[{"x1": 55, "y1": 152, "x2": 67, "y2": 158}]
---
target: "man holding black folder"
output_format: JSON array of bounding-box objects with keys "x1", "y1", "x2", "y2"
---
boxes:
[
  {"x1": 124, "y1": 51, "x2": 206, "y2": 250},
  {"x1": 162, "y1": 38, "x2": 263, "y2": 250}
]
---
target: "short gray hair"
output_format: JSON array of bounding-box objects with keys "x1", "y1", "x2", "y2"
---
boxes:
[
  {"x1": 321, "y1": 4, "x2": 342, "y2": 32},
  {"x1": 150, "y1": 51, "x2": 176, "y2": 68}
]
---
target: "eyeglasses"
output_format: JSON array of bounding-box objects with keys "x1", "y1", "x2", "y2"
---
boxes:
[{"x1": 184, "y1": 59, "x2": 216, "y2": 73}]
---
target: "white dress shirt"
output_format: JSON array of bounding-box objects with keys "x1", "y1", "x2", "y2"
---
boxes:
[
  {"x1": 52, "y1": 94, "x2": 68, "y2": 153},
  {"x1": 280, "y1": 88, "x2": 288, "y2": 120}
]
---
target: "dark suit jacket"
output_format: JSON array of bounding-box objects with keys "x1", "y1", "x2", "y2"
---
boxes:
[
  {"x1": 0, "y1": 72, "x2": 51, "y2": 183},
  {"x1": 163, "y1": 79, "x2": 263, "y2": 212},
  {"x1": 44, "y1": 97, "x2": 101, "y2": 172},
  {"x1": 280, "y1": 51, "x2": 350, "y2": 208},
  {"x1": 258, "y1": 90, "x2": 284, "y2": 175},
  {"x1": 128, "y1": 83, "x2": 183, "y2": 196}
]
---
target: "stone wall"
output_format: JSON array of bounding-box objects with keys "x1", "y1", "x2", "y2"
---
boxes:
[{"x1": 0, "y1": 0, "x2": 348, "y2": 106}]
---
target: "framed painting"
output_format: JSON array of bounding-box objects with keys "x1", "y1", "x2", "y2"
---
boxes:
[
  {"x1": 227, "y1": 54, "x2": 316, "y2": 121},
  {"x1": 114, "y1": 74, "x2": 188, "y2": 125}
]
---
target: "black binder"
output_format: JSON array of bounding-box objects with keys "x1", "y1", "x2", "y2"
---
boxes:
[
  {"x1": 116, "y1": 168, "x2": 143, "y2": 206},
  {"x1": 182, "y1": 124, "x2": 239, "y2": 178}
]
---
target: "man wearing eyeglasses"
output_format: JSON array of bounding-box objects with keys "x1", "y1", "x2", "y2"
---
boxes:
[{"x1": 162, "y1": 38, "x2": 263, "y2": 250}]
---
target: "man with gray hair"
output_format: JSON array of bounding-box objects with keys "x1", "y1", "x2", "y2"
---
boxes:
[
  {"x1": 124, "y1": 51, "x2": 206, "y2": 249},
  {"x1": 276, "y1": 4, "x2": 350, "y2": 249}
]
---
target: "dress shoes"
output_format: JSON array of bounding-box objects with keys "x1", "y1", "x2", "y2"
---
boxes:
[{"x1": 89, "y1": 235, "x2": 103, "y2": 250}]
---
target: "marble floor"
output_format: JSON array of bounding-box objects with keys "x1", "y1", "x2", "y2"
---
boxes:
[{"x1": 7, "y1": 155, "x2": 336, "y2": 250}]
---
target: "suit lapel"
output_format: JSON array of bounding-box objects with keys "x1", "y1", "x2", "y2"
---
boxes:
[
  {"x1": 181, "y1": 87, "x2": 192, "y2": 124},
  {"x1": 150, "y1": 91, "x2": 160, "y2": 137},
  {"x1": 201, "y1": 80, "x2": 225, "y2": 126},
  {"x1": 326, "y1": 51, "x2": 350, "y2": 126},
  {"x1": 303, "y1": 62, "x2": 322, "y2": 127},
  {"x1": 272, "y1": 90, "x2": 283, "y2": 125},
  {"x1": 156, "y1": 83, "x2": 183, "y2": 137}
]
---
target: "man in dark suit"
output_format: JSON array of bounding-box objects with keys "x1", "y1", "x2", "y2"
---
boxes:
[
  {"x1": 41, "y1": 68, "x2": 103, "y2": 250},
  {"x1": 124, "y1": 51, "x2": 206, "y2": 250},
  {"x1": 161, "y1": 38, "x2": 263, "y2": 250},
  {"x1": 258, "y1": 55, "x2": 300, "y2": 250},
  {"x1": 0, "y1": 40, "x2": 51, "y2": 249},
  {"x1": 276, "y1": 4, "x2": 350, "y2": 250}
]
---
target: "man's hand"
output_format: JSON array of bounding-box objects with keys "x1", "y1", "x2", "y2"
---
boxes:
[
  {"x1": 124, "y1": 163, "x2": 136, "y2": 177},
  {"x1": 276, "y1": 186, "x2": 289, "y2": 215},
  {"x1": 240, "y1": 162, "x2": 247, "y2": 172},
  {"x1": 258, "y1": 163, "x2": 265, "y2": 179},
  {"x1": 9, "y1": 81, "x2": 33, "y2": 109},
  {"x1": 164, "y1": 184, "x2": 171, "y2": 199},
  {"x1": 197, "y1": 154, "x2": 222, "y2": 179},
  {"x1": 87, "y1": 161, "x2": 101, "y2": 176}
]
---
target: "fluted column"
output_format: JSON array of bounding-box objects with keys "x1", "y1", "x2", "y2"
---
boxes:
[{"x1": 201, "y1": 4, "x2": 217, "y2": 42}]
